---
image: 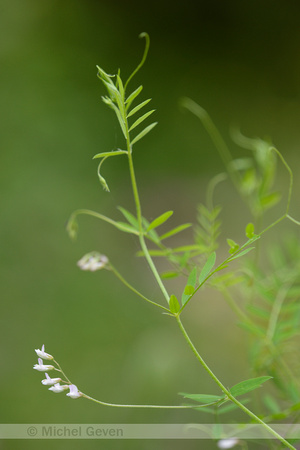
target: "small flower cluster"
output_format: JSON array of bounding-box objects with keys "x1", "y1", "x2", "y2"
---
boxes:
[
  {"x1": 33, "y1": 345, "x2": 82, "y2": 399},
  {"x1": 77, "y1": 252, "x2": 109, "y2": 272}
]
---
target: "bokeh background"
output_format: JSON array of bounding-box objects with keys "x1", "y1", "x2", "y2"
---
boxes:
[{"x1": 1, "y1": 1, "x2": 300, "y2": 449}]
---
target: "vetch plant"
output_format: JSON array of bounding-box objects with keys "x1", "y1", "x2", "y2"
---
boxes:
[{"x1": 34, "y1": 33, "x2": 300, "y2": 449}]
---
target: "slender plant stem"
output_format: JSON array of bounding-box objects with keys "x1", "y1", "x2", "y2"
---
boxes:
[
  {"x1": 175, "y1": 316, "x2": 296, "y2": 449},
  {"x1": 69, "y1": 209, "x2": 139, "y2": 235},
  {"x1": 108, "y1": 262, "x2": 170, "y2": 312},
  {"x1": 53, "y1": 359, "x2": 196, "y2": 410},
  {"x1": 53, "y1": 359, "x2": 72, "y2": 384},
  {"x1": 93, "y1": 68, "x2": 298, "y2": 449},
  {"x1": 82, "y1": 393, "x2": 195, "y2": 409},
  {"x1": 124, "y1": 109, "x2": 170, "y2": 304}
]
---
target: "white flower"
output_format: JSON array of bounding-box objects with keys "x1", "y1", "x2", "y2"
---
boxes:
[
  {"x1": 217, "y1": 438, "x2": 239, "y2": 449},
  {"x1": 35, "y1": 344, "x2": 54, "y2": 360},
  {"x1": 33, "y1": 358, "x2": 55, "y2": 372},
  {"x1": 77, "y1": 252, "x2": 108, "y2": 272},
  {"x1": 66, "y1": 384, "x2": 82, "y2": 399},
  {"x1": 42, "y1": 373, "x2": 62, "y2": 386},
  {"x1": 48, "y1": 383, "x2": 69, "y2": 393}
]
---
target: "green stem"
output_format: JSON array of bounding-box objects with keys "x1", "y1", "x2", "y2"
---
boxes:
[
  {"x1": 69, "y1": 209, "x2": 139, "y2": 235},
  {"x1": 108, "y1": 262, "x2": 170, "y2": 312},
  {"x1": 53, "y1": 359, "x2": 72, "y2": 384},
  {"x1": 175, "y1": 316, "x2": 296, "y2": 449},
  {"x1": 53, "y1": 359, "x2": 196, "y2": 410},
  {"x1": 82, "y1": 393, "x2": 195, "y2": 409},
  {"x1": 124, "y1": 111, "x2": 169, "y2": 305}
]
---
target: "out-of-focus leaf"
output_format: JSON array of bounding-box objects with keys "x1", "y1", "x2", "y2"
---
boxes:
[
  {"x1": 227, "y1": 239, "x2": 239, "y2": 254},
  {"x1": 161, "y1": 271, "x2": 180, "y2": 279},
  {"x1": 263, "y1": 395, "x2": 280, "y2": 414},
  {"x1": 247, "y1": 304, "x2": 270, "y2": 320},
  {"x1": 238, "y1": 321, "x2": 265, "y2": 337},
  {"x1": 184, "y1": 285, "x2": 194, "y2": 295},
  {"x1": 172, "y1": 245, "x2": 205, "y2": 253},
  {"x1": 260, "y1": 192, "x2": 281, "y2": 209},
  {"x1": 245, "y1": 222, "x2": 254, "y2": 239},
  {"x1": 179, "y1": 393, "x2": 223, "y2": 404},
  {"x1": 230, "y1": 376, "x2": 272, "y2": 397}
]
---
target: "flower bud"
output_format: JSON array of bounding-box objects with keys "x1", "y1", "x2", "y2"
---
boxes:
[{"x1": 77, "y1": 252, "x2": 108, "y2": 272}]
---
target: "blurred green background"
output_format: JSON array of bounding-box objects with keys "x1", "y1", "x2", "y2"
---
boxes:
[{"x1": 1, "y1": 1, "x2": 300, "y2": 449}]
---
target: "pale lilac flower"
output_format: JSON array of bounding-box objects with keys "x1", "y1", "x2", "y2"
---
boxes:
[
  {"x1": 66, "y1": 384, "x2": 82, "y2": 399},
  {"x1": 48, "y1": 383, "x2": 69, "y2": 393},
  {"x1": 35, "y1": 344, "x2": 54, "y2": 360},
  {"x1": 77, "y1": 252, "x2": 108, "y2": 272},
  {"x1": 42, "y1": 373, "x2": 62, "y2": 386},
  {"x1": 217, "y1": 438, "x2": 239, "y2": 449},
  {"x1": 33, "y1": 358, "x2": 55, "y2": 372}
]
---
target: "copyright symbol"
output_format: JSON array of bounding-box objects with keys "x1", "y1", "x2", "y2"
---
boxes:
[{"x1": 27, "y1": 426, "x2": 38, "y2": 436}]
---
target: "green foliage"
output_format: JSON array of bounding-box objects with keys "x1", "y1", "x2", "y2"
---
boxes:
[
  {"x1": 147, "y1": 211, "x2": 173, "y2": 231},
  {"x1": 227, "y1": 238, "x2": 240, "y2": 254},
  {"x1": 195, "y1": 204, "x2": 221, "y2": 255},
  {"x1": 181, "y1": 267, "x2": 197, "y2": 305},
  {"x1": 198, "y1": 252, "x2": 216, "y2": 285},
  {"x1": 169, "y1": 294, "x2": 180, "y2": 314},
  {"x1": 179, "y1": 392, "x2": 224, "y2": 405},
  {"x1": 229, "y1": 376, "x2": 272, "y2": 397},
  {"x1": 245, "y1": 222, "x2": 254, "y2": 239},
  {"x1": 65, "y1": 34, "x2": 300, "y2": 450}
]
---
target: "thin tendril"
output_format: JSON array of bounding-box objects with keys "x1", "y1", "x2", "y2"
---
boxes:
[{"x1": 124, "y1": 33, "x2": 150, "y2": 91}]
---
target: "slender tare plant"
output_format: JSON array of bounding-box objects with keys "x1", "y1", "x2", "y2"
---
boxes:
[{"x1": 33, "y1": 33, "x2": 300, "y2": 449}]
